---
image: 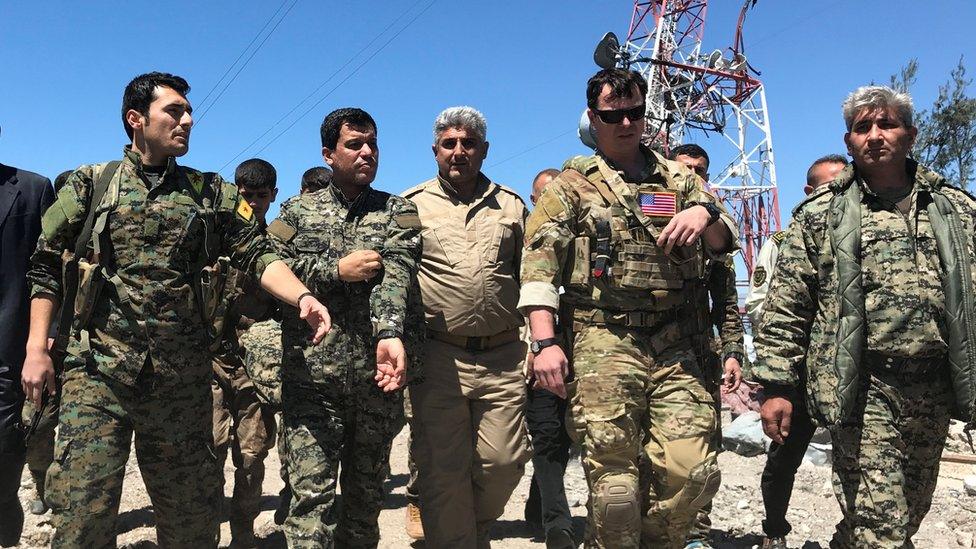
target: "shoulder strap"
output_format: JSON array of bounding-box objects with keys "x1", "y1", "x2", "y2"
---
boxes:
[
  {"x1": 74, "y1": 161, "x2": 120, "y2": 258},
  {"x1": 52, "y1": 160, "x2": 120, "y2": 360}
]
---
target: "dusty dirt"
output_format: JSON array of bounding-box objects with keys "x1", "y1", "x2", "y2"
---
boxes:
[{"x1": 14, "y1": 417, "x2": 976, "y2": 548}]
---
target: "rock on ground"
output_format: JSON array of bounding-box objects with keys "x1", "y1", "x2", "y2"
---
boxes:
[{"x1": 13, "y1": 417, "x2": 976, "y2": 548}]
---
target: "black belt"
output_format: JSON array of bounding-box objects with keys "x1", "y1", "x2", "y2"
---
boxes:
[{"x1": 429, "y1": 329, "x2": 520, "y2": 352}]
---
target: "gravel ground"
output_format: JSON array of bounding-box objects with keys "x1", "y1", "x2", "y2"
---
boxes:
[{"x1": 14, "y1": 417, "x2": 976, "y2": 548}]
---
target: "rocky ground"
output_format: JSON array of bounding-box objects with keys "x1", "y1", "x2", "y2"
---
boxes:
[{"x1": 15, "y1": 418, "x2": 976, "y2": 548}]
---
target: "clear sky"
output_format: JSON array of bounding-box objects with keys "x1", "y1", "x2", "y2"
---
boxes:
[{"x1": 2, "y1": 1, "x2": 974, "y2": 223}]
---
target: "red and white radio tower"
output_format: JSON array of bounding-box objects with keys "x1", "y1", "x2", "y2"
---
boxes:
[{"x1": 590, "y1": 0, "x2": 781, "y2": 275}]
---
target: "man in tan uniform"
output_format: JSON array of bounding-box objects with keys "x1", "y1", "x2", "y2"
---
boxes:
[{"x1": 403, "y1": 105, "x2": 531, "y2": 548}]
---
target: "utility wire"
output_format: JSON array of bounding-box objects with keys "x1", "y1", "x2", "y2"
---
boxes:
[
  {"x1": 196, "y1": 0, "x2": 300, "y2": 124},
  {"x1": 220, "y1": 0, "x2": 437, "y2": 171},
  {"x1": 195, "y1": 0, "x2": 291, "y2": 112},
  {"x1": 218, "y1": 0, "x2": 427, "y2": 172},
  {"x1": 487, "y1": 129, "x2": 575, "y2": 169}
]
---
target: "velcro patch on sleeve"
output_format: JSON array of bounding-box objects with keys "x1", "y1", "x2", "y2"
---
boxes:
[
  {"x1": 394, "y1": 214, "x2": 422, "y2": 229},
  {"x1": 237, "y1": 199, "x2": 254, "y2": 222},
  {"x1": 638, "y1": 191, "x2": 677, "y2": 217},
  {"x1": 267, "y1": 219, "x2": 297, "y2": 242}
]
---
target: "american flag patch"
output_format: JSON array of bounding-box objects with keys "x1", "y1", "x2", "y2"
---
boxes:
[{"x1": 638, "y1": 191, "x2": 677, "y2": 217}]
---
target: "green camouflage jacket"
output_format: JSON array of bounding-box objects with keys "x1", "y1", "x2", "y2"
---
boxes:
[
  {"x1": 29, "y1": 147, "x2": 280, "y2": 386},
  {"x1": 270, "y1": 183, "x2": 424, "y2": 384},
  {"x1": 752, "y1": 161, "x2": 976, "y2": 426}
]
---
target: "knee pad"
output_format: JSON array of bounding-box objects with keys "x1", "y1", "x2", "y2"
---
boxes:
[
  {"x1": 666, "y1": 454, "x2": 721, "y2": 519},
  {"x1": 594, "y1": 473, "x2": 640, "y2": 532}
]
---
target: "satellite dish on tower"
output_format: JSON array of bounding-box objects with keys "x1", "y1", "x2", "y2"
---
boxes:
[
  {"x1": 593, "y1": 32, "x2": 620, "y2": 69},
  {"x1": 578, "y1": 110, "x2": 598, "y2": 150}
]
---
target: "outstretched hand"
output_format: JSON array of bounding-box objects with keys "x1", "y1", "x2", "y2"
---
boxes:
[
  {"x1": 375, "y1": 337, "x2": 407, "y2": 392},
  {"x1": 298, "y1": 294, "x2": 331, "y2": 344}
]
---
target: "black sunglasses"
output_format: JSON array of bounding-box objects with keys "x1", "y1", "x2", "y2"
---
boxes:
[{"x1": 593, "y1": 104, "x2": 646, "y2": 124}]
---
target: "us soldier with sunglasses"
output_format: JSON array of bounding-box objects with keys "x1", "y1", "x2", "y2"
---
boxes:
[{"x1": 519, "y1": 68, "x2": 738, "y2": 548}]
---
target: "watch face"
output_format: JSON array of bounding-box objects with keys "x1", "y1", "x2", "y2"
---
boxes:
[{"x1": 531, "y1": 341, "x2": 541, "y2": 353}]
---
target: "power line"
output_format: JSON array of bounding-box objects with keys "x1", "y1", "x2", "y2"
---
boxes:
[
  {"x1": 487, "y1": 129, "x2": 575, "y2": 169},
  {"x1": 218, "y1": 0, "x2": 429, "y2": 172},
  {"x1": 220, "y1": 0, "x2": 437, "y2": 171},
  {"x1": 195, "y1": 0, "x2": 292, "y2": 112},
  {"x1": 195, "y1": 0, "x2": 300, "y2": 124}
]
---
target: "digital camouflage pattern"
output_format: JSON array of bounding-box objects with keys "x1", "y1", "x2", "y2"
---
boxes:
[
  {"x1": 751, "y1": 162, "x2": 976, "y2": 547},
  {"x1": 750, "y1": 162, "x2": 976, "y2": 422},
  {"x1": 47, "y1": 363, "x2": 222, "y2": 547},
  {"x1": 270, "y1": 183, "x2": 424, "y2": 548},
  {"x1": 20, "y1": 393, "x2": 58, "y2": 503},
  {"x1": 211, "y1": 263, "x2": 279, "y2": 546},
  {"x1": 241, "y1": 318, "x2": 284, "y2": 406},
  {"x1": 29, "y1": 147, "x2": 280, "y2": 547},
  {"x1": 519, "y1": 149, "x2": 734, "y2": 548},
  {"x1": 829, "y1": 357, "x2": 952, "y2": 548},
  {"x1": 29, "y1": 147, "x2": 281, "y2": 388}
]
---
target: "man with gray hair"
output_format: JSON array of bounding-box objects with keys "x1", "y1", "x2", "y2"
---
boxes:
[
  {"x1": 752, "y1": 85, "x2": 976, "y2": 548},
  {"x1": 403, "y1": 106, "x2": 531, "y2": 548}
]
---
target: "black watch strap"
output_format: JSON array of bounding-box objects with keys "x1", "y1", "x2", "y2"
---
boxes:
[
  {"x1": 690, "y1": 201, "x2": 721, "y2": 226},
  {"x1": 531, "y1": 338, "x2": 559, "y2": 354},
  {"x1": 375, "y1": 329, "x2": 399, "y2": 341}
]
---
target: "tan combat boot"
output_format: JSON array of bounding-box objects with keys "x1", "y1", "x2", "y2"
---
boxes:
[{"x1": 405, "y1": 502, "x2": 425, "y2": 540}]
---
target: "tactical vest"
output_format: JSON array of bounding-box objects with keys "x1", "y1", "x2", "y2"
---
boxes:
[
  {"x1": 70, "y1": 161, "x2": 227, "y2": 354},
  {"x1": 561, "y1": 155, "x2": 705, "y2": 306}
]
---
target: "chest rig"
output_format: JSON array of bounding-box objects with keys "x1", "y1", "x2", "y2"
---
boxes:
[
  {"x1": 67, "y1": 161, "x2": 224, "y2": 353},
  {"x1": 564, "y1": 155, "x2": 705, "y2": 299}
]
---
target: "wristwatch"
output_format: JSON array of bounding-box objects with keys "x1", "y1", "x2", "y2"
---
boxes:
[
  {"x1": 375, "y1": 329, "x2": 399, "y2": 341},
  {"x1": 689, "y1": 201, "x2": 721, "y2": 226},
  {"x1": 530, "y1": 338, "x2": 560, "y2": 354}
]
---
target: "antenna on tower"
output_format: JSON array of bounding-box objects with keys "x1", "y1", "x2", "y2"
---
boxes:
[{"x1": 588, "y1": 0, "x2": 781, "y2": 277}]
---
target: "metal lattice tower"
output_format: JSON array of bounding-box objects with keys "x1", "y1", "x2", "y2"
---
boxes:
[{"x1": 609, "y1": 0, "x2": 781, "y2": 275}]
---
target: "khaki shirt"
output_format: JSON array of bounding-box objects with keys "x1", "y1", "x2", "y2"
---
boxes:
[{"x1": 403, "y1": 174, "x2": 528, "y2": 337}]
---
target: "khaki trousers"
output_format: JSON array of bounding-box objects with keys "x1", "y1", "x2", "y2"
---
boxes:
[{"x1": 410, "y1": 337, "x2": 531, "y2": 548}]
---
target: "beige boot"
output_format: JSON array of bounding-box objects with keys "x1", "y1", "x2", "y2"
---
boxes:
[{"x1": 405, "y1": 502, "x2": 425, "y2": 540}]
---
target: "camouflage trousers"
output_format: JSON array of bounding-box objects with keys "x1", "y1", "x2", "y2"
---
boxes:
[
  {"x1": 21, "y1": 387, "x2": 60, "y2": 482},
  {"x1": 279, "y1": 375, "x2": 404, "y2": 548},
  {"x1": 567, "y1": 322, "x2": 720, "y2": 549},
  {"x1": 212, "y1": 362, "x2": 277, "y2": 546},
  {"x1": 403, "y1": 387, "x2": 420, "y2": 507},
  {"x1": 48, "y1": 365, "x2": 221, "y2": 548},
  {"x1": 828, "y1": 357, "x2": 952, "y2": 549}
]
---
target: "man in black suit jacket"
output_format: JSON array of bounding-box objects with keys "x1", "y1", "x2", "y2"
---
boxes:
[{"x1": 0, "y1": 160, "x2": 53, "y2": 547}]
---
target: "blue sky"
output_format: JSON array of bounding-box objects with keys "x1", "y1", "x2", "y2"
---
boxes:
[{"x1": 2, "y1": 1, "x2": 974, "y2": 223}]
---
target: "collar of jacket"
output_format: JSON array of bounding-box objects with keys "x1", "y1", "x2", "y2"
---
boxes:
[
  {"x1": 435, "y1": 172, "x2": 491, "y2": 202},
  {"x1": 828, "y1": 158, "x2": 976, "y2": 426},
  {"x1": 122, "y1": 146, "x2": 178, "y2": 179}
]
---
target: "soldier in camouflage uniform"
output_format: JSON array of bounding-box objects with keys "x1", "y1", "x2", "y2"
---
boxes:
[
  {"x1": 746, "y1": 154, "x2": 846, "y2": 549},
  {"x1": 20, "y1": 72, "x2": 331, "y2": 548},
  {"x1": 239, "y1": 167, "x2": 330, "y2": 528},
  {"x1": 211, "y1": 158, "x2": 281, "y2": 548},
  {"x1": 269, "y1": 107, "x2": 423, "y2": 548},
  {"x1": 670, "y1": 144, "x2": 744, "y2": 549},
  {"x1": 753, "y1": 85, "x2": 976, "y2": 548},
  {"x1": 519, "y1": 69, "x2": 738, "y2": 549}
]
